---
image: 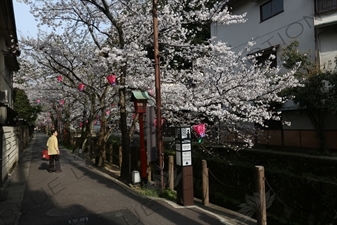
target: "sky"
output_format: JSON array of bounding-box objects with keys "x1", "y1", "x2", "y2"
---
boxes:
[{"x1": 13, "y1": 1, "x2": 39, "y2": 38}]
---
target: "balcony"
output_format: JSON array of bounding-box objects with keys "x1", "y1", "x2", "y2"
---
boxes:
[{"x1": 316, "y1": 0, "x2": 337, "y2": 14}]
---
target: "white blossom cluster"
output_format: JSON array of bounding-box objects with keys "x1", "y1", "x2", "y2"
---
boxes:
[{"x1": 15, "y1": 0, "x2": 300, "y2": 147}]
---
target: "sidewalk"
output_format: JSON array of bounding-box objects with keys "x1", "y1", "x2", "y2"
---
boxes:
[{"x1": 0, "y1": 133, "x2": 256, "y2": 225}]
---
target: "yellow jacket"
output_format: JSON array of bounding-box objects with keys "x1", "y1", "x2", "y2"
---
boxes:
[{"x1": 47, "y1": 135, "x2": 59, "y2": 155}]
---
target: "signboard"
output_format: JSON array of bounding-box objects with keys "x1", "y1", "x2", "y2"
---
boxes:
[
  {"x1": 175, "y1": 126, "x2": 192, "y2": 167},
  {"x1": 175, "y1": 139, "x2": 191, "y2": 151},
  {"x1": 175, "y1": 127, "x2": 191, "y2": 140},
  {"x1": 176, "y1": 151, "x2": 192, "y2": 166}
]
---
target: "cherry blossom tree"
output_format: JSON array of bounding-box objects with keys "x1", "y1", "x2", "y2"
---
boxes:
[
  {"x1": 16, "y1": 0, "x2": 300, "y2": 178},
  {"x1": 16, "y1": 31, "x2": 120, "y2": 167}
]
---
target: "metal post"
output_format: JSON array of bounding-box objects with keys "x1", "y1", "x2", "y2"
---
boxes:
[{"x1": 152, "y1": 0, "x2": 164, "y2": 190}]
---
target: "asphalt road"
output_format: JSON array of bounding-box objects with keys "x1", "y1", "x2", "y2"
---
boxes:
[{"x1": 17, "y1": 133, "x2": 248, "y2": 225}]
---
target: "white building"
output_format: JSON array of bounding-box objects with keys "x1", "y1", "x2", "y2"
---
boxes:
[
  {"x1": 211, "y1": 0, "x2": 337, "y2": 70},
  {"x1": 211, "y1": 0, "x2": 337, "y2": 150}
]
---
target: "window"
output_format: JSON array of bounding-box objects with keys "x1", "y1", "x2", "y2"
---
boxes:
[
  {"x1": 256, "y1": 52, "x2": 277, "y2": 68},
  {"x1": 260, "y1": 0, "x2": 284, "y2": 21},
  {"x1": 249, "y1": 45, "x2": 279, "y2": 68}
]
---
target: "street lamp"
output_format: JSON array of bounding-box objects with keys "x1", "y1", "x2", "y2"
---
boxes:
[{"x1": 131, "y1": 91, "x2": 151, "y2": 180}]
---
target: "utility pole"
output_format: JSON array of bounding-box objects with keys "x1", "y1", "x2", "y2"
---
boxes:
[{"x1": 152, "y1": 0, "x2": 164, "y2": 190}]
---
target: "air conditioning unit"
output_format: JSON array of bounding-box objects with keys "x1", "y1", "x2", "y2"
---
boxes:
[{"x1": 0, "y1": 90, "x2": 9, "y2": 103}]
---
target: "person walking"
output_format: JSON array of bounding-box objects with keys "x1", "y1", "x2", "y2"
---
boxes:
[{"x1": 46, "y1": 130, "x2": 62, "y2": 173}]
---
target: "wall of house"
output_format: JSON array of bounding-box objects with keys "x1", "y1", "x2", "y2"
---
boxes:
[
  {"x1": 255, "y1": 110, "x2": 337, "y2": 149},
  {"x1": 211, "y1": 0, "x2": 316, "y2": 61},
  {"x1": 0, "y1": 38, "x2": 5, "y2": 85},
  {"x1": 0, "y1": 37, "x2": 12, "y2": 106},
  {"x1": 282, "y1": 111, "x2": 337, "y2": 130},
  {"x1": 209, "y1": 0, "x2": 336, "y2": 151},
  {"x1": 316, "y1": 25, "x2": 337, "y2": 70},
  {"x1": 1, "y1": 126, "x2": 19, "y2": 184}
]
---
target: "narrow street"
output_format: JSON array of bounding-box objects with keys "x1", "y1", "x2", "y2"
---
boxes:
[{"x1": 11, "y1": 132, "x2": 254, "y2": 225}]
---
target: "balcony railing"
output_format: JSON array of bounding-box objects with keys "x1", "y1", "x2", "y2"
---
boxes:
[{"x1": 316, "y1": 0, "x2": 337, "y2": 14}]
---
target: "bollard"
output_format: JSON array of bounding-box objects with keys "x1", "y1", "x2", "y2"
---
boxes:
[{"x1": 255, "y1": 165, "x2": 267, "y2": 225}]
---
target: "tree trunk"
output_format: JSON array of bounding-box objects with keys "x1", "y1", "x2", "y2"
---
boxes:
[
  {"x1": 95, "y1": 127, "x2": 106, "y2": 167},
  {"x1": 307, "y1": 110, "x2": 330, "y2": 155},
  {"x1": 62, "y1": 126, "x2": 71, "y2": 146},
  {"x1": 119, "y1": 80, "x2": 130, "y2": 178},
  {"x1": 109, "y1": 143, "x2": 113, "y2": 163}
]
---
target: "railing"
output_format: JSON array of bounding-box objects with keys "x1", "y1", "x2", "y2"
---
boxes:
[{"x1": 316, "y1": 0, "x2": 337, "y2": 14}]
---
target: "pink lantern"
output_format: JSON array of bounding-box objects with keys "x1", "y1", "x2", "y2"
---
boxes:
[
  {"x1": 57, "y1": 75, "x2": 63, "y2": 82},
  {"x1": 153, "y1": 118, "x2": 164, "y2": 127},
  {"x1": 148, "y1": 89, "x2": 154, "y2": 96},
  {"x1": 79, "y1": 122, "x2": 83, "y2": 127},
  {"x1": 193, "y1": 123, "x2": 206, "y2": 138},
  {"x1": 78, "y1": 83, "x2": 85, "y2": 91},
  {"x1": 37, "y1": 99, "x2": 40, "y2": 104},
  {"x1": 105, "y1": 110, "x2": 110, "y2": 116},
  {"x1": 107, "y1": 74, "x2": 117, "y2": 86},
  {"x1": 59, "y1": 99, "x2": 65, "y2": 105}
]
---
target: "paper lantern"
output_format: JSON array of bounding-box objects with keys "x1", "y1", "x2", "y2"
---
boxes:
[
  {"x1": 79, "y1": 122, "x2": 83, "y2": 127},
  {"x1": 148, "y1": 89, "x2": 154, "y2": 96},
  {"x1": 105, "y1": 110, "x2": 110, "y2": 116},
  {"x1": 78, "y1": 83, "x2": 85, "y2": 91},
  {"x1": 193, "y1": 123, "x2": 206, "y2": 137},
  {"x1": 193, "y1": 123, "x2": 206, "y2": 143},
  {"x1": 107, "y1": 74, "x2": 117, "y2": 86},
  {"x1": 153, "y1": 118, "x2": 164, "y2": 127},
  {"x1": 57, "y1": 75, "x2": 63, "y2": 82},
  {"x1": 59, "y1": 99, "x2": 65, "y2": 105},
  {"x1": 37, "y1": 99, "x2": 40, "y2": 104}
]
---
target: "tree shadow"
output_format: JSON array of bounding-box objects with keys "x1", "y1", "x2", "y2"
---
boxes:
[{"x1": 6, "y1": 132, "x2": 242, "y2": 225}]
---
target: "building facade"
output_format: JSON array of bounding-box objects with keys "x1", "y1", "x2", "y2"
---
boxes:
[
  {"x1": 211, "y1": 0, "x2": 337, "y2": 150},
  {"x1": 0, "y1": 0, "x2": 21, "y2": 186}
]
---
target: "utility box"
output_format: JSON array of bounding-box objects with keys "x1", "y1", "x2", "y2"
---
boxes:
[{"x1": 175, "y1": 126, "x2": 194, "y2": 206}]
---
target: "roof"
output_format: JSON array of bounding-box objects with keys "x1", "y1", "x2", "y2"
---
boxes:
[{"x1": 131, "y1": 91, "x2": 151, "y2": 100}]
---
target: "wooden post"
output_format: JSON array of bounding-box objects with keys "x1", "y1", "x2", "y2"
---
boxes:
[
  {"x1": 119, "y1": 146, "x2": 123, "y2": 169},
  {"x1": 202, "y1": 160, "x2": 209, "y2": 206},
  {"x1": 168, "y1": 155, "x2": 174, "y2": 190},
  {"x1": 255, "y1": 165, "x2": 267, "y2": 225},
  {"x1": 147, "y1": 161, "x2": 152, "y2": 182}
]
